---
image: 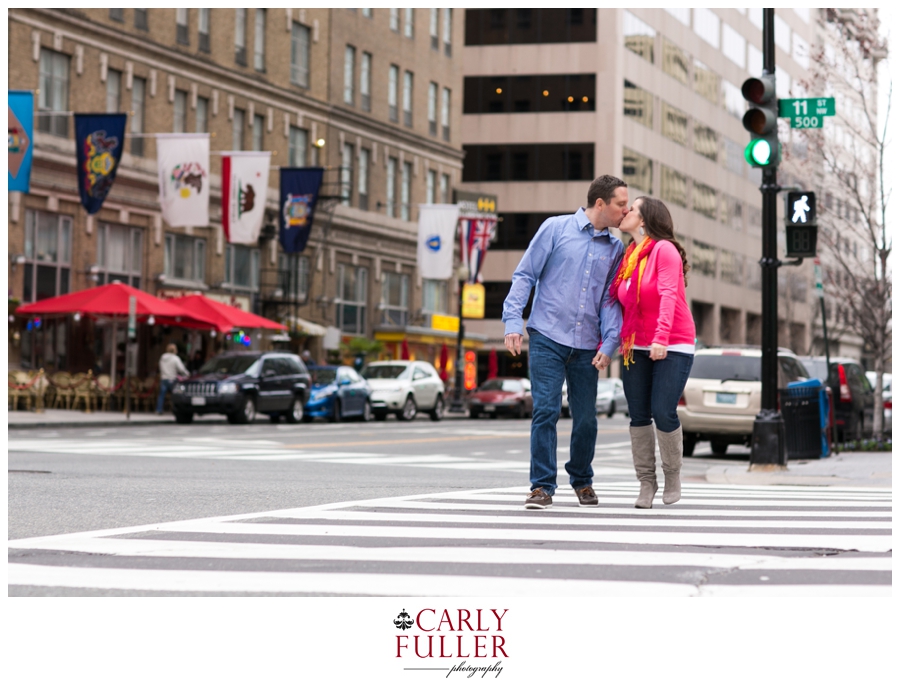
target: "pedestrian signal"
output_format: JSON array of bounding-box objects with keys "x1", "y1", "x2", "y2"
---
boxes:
[
  {"x1": 784, "y1": 191, "x2": 817, "y2": 258},
  {"x1": 741, "y1": 74, "x2": 780, "y2": 168}
]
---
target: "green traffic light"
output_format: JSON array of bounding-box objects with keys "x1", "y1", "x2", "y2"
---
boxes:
[{"x1": 744, "y1": 139, "x2": 772, "y2": 166}]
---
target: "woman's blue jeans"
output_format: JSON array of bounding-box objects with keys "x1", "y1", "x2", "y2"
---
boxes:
[
  {"x1": 622, "y1": 350, "x2": 694, "y2": 432},
  {"x1": 527, "y1": 329, "x2": 599, "y2": 496}
]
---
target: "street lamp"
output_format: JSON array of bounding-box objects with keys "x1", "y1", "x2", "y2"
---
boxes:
[{"x1": 451, "y1": 264, "x2": 469, "y2": 412}]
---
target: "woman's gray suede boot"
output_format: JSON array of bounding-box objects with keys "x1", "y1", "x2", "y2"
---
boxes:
[
  {"x1": 656, "y1": 426, "x2": 684, "y2": 505},
  {"x1": 629, "y1": 425, "x2": 658, "y2": 508}
]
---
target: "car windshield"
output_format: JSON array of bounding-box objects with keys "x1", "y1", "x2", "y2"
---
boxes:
[
  {"x1": 597, "y1": 379, "x2": 616, "y2": 392},
  {"x1": 362, "y1": 364, "x2": 410, "y2": 380},
  {"x1": 312, "y1": 368, "x2": 337, "y2": 385},
  {"x1": 199, "y1": 355, "x2": 260, "y2": 376},
  {"x1": 690, "y1": 355, "x2": 761, "y2": 382},
  {"x1": 479, "y1": 379, "x2": 522, "y2": 392}
]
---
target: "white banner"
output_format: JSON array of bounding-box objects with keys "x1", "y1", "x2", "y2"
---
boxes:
[
  {"x1": 156, "y1": 133, "x2": 210, "y2": 227},
  {"x1": 222, "y1": 151, "x2": 271, "y2": 244},
  {"x1": 416, "y1": 204, "x2": 460, "y2": 281}
]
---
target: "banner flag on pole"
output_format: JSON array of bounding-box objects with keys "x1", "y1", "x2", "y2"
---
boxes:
[
  {"x1": 279, "y1": 167, "x2": 324, "y2": 253},
  {"x1": 459, "y1": 216, "x2": 497, "y2": 283},
  {"x1": 222, "y1": 151, "x2": 271, "y2": 244},
  {"x1": 8, "y1": 90, "x2": 34, "y2": 192},
  {"x1": 416, "y1": 204, "x2": 460, "y2": 280},
  {"x1": 156, "y1": 133, "x2": 210, "y2": 227},
  {"x1": 74, "y1": 113, "x2": 127, "y2": 214}
]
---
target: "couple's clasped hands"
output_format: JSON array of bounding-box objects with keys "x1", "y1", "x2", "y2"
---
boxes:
[{"x1": 504, "y1": 334, "x2": 611, "y2": 371}]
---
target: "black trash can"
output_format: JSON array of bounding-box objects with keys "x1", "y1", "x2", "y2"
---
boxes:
[{"x1": 780, "y1": 382, "x2": 825, "y2": 460}]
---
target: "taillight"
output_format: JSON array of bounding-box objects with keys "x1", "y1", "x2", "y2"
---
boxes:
[
  {"x1": 678, "y1": 394, "x2": 686, "y2": 406},
  {"x1": 884, "y1": 400, "x2": 892, "y2": 410},
  {"x1": 838, "y1": 365, "x2": 852, "y2": 402}
]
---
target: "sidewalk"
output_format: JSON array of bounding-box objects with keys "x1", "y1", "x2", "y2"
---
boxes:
[{"x1": 705, "y1": 451, "x2": 892, "y2": 489}]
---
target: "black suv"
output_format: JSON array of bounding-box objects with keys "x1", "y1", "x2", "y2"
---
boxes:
[
  {"x1": 171, "y1": 351, "x2": 311, "y2": 425},
  {"x1": 798, "y1": 356, "x2": 875, "y2": 441}
]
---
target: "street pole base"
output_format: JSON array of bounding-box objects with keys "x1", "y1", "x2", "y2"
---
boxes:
[
  {"x1": 748, "y1": 463, "x2": 788, "y2": 473},
  {"x1": 749, "y1": 409, "x2": 787, "y2": 466}
]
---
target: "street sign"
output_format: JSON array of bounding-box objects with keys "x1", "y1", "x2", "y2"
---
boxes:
[
  {"x1": 779, "y1": 97, "x2": 835, "y2": 128},
  {"x1": 127, "y1": 295, "x2": 137, "y2": 340},
  {"x1": 814, "y1": 258, "x2": 824, "y2": 300}
]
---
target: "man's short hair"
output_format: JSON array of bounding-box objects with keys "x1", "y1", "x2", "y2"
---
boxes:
[
  {"x1": 587, "y1": 175, "x2": 627, "y2": 207},
  {"x1": 166, "y1": 344, "x2": 177, "y2": 354}
]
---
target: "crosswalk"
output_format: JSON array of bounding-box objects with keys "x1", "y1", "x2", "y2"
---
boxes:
[{"x1": 8, "y1": 483, "x2": 891, "y2": 596}]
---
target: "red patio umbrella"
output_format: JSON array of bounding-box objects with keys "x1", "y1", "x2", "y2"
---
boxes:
[
  {"x1": 438, "y1": 343, "x2": 449, "y2": 382},
  {"x1": 488, "y1": 348, "x2": 498, "y2": 379},
  {"x1": 400, "y1": 338, "x2": 410, "y2": 360},
  {"x1": 167, "y1": 294, "x2": 287, "y2": 333}
]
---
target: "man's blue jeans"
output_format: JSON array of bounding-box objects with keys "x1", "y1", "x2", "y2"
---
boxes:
[
  {"x1": 622, "y1": 350, "x2": 694, "y2": 432},
  {"x1": 157, "y1": 379, "x2": 174, "y2": 414},
  {"x1": 527, "y1": 329, "x2": 599, "y2": 495}
]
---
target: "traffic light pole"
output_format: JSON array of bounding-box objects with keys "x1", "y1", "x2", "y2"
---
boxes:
[{"x1": 750, "y1": 8, "x2": 786, "y2": 467}]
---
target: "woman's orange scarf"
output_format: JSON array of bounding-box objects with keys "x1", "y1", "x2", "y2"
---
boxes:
[{"x1": 610, "y1": 238, "x2": 656, "y2": 367}]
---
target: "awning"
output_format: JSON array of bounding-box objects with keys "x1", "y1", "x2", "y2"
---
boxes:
[
  {"x1": 286, "y1": 316, "x2": 327, "y2": 337},
  {"x1": 167, "y1": 294, "x2": 287, "y2": 333}
]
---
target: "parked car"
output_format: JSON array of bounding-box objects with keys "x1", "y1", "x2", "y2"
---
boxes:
[
  {"x1": 304, "y1": 365, "x2": 373, "y2": 422},
  {"x1": 865, "y1": 371, "x2": 891, "y2": 433},
  {"x1": 596, "y1": 377, "x2": 629, "y2": 417},
  {"x1": 677, "y1": 346, "x2": 810, "y2": 456},
  {"x1": 798, "y1": 356, "x2": 875, "y2": 442},
  {"x1": 467, "y1": 377, "x2": 533, "y2": 419},
  {"x1": 361, "y1": 360, "x2": 445, "y2": 421},
  {"x1": 171, "y1": 351, "x2": 311, "y2": 425}
]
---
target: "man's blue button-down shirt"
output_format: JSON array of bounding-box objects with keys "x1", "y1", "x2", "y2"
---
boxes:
[{"x1": 502, "y1": 208, "x2": 624, "y2": 355}]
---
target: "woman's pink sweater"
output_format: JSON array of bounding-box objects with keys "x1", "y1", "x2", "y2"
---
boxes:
[{"x1": 616, "y1": 240, "x2": 696, "y2": 347}]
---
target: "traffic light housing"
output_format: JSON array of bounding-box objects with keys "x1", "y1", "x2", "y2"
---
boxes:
[{"x1": 741, "y1": 74, "x2": 780, "y2": 168}]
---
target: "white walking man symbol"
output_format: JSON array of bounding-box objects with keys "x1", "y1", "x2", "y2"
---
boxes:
[{"x1": 792, "y1": 195, "x2": 811, "y2": 223}]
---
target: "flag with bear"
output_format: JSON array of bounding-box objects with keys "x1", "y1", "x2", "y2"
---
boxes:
[{"x1": 222, "y1": 151, "x2": 271, "y2": 244}]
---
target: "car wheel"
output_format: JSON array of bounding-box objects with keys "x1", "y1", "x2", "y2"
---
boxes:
[
  {"x1": 469, "y1": 409, "x2": 480, "y2": 419},
  {"x1": 607, "y1": 401, "x2": 616, "y2": 418},
  {"x1": 710, "y1": 438, "x2": 729, "y2": 456},
  {"x1": 683, "y1": 433, "x2": 697, "y2": 457},
  {"x1": 285, "y1": 396, "x2": 305, "y2": 424},
  {"x1": 429, "y1": 394, "x2": 444, "y2": 421},
  {"x1": 373, "y1": 411, "x2": 387, "y2": 421},
  {"x1": 269, "y1": 414, "x2": 281, "y2": 424},
  {"x1": 361, "y1": 399, "x2": 373, "y2": 422},
  {"x1": 174, "y1": 410, "x2": 193, "y2": 424},
  {"x1": 330, "y1": 399, "x2": 342, "y2": 423},
  {"x1": 233, "y1": 395, "x2": 256, "y2": 424},
  {"x1": 399, "y1": 395, "x2": 417, "y2": 421},
  {"x1": 561, "y1": 407, "x2": 570, "y2": 418},
  {"x1": 515, "y1": 402, "x2": 525, "y2": 419}
]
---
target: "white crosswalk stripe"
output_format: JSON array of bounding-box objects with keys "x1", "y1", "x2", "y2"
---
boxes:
[{"x1": 8, "y1": 483, "x2": 891, "y2": 596}]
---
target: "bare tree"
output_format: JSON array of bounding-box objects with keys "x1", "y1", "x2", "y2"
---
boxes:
[{"x1": 795, "y1": 9, "x2": 891, "y2": 438}]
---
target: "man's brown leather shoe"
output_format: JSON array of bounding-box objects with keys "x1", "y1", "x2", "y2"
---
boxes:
[
  {"x1": 525, "y1": 488, "x2": 553, "y2": 509},
  {"x1": 575, "y1": 485, "x2": 599, "y2": 507}
]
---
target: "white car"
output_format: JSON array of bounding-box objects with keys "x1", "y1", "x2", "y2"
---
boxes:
[
  {"x1": 361, "y1": 360, "x2": 446, "y2": 421},
  {"x1": 560, "y1": 376, "x2": 627, "y2": 418}
]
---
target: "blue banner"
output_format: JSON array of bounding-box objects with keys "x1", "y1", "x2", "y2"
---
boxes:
[
  {"x1": 75, "y1": 113, "x2": 127, "y2": 214},
  {"x1": 279, "y1": 167, "x2": 324, "y2": 254},
  {"x1": 8, "y1": 90, "x2": 34, "y2": 192}
]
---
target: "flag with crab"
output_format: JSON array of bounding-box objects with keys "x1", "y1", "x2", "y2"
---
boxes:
[
  {"x1": 74, "y1": 113, "x2": 127, "y2": 214},
  {"x1": 156, "y1": 133, "x2": 210, "y2": 227},
  {"x1": 222, "y1": 151, "x2": 271, "y2": 244},
  {"x1": 459, "y1": 216, "x2": 497, "y2": 284}
]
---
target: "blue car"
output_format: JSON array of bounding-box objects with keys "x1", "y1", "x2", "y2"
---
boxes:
[{"x1": 304, "y1": 365, "x2": 373, "y2": 422}]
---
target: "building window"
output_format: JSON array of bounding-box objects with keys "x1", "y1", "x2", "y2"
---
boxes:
[
  {"x1": 381, "y1": 272, "x2": 409, "y2": 325},
  {"x1": 96, "y1": 223, "x2": 143, "y2": 288},
  {"x1": 341, "y1": 143, "x2": 354, "y2": 206},
  {"x1": 693, "y1": 8, "x2": 720, "y2": 48},
  {"x1": 278, "y1": 253, "x2": 310, "y2": 302},
  {"x1": 176, "y1": 8, "x2": 189, "y2": 45},
  {"x1": 109, "y1": 9, "x2": 124, "y2": 22},
  {"x1": 464, "y1": 9, "x2": 597, "y2": 45},
  {"x1": 661, "y1": 102, "x2": 688, "y2": 146},
  {"x1": 198, "y1": 8, "x2": 210, "y2": 52},
  {"x1": 722, "y1": 80, "x2": 744, "y2": 119},
  {"x1": 443, "y1": 8, "x2": 452, "y2": 55},
  {"x1": 403, "y1": 8, "x2": 414, "y2": 38},
  {"x1": 23, "y1": 210, "x2": 72, "y2": 303},
  {"x1": 362, "y1": 8, "x2": 373, "y2": 19},
  {"x1": 430, "y1": 9, "x2": 439, "y2": 50},
  {"x1": 691, "y1": 239, "x2": 717, "y2": 278},
  {"x1": 254, "y1": 9, "x2": 266, "y2": 71},
  {"x1": 106, "y1": 68, "x2": 121, "y2": 113},
  {"x1": 235, "y1": 8, "x2": 247, "y2": 66},
  {"x1": 719, "y1": 195, "x2": 743, "y2": 232},
  {"x1": 719, "y1": 251, "x2": 744, "y2": 286},
  {"x1": 622, "y1": 148, "x2": 652, "y2": 195},
  {"x1": 38, "y1": 49, "x2": 70, "y2": 138},
  {"x1": 344, "y1": 45, "x2": 356, "y2": 105},
  {"x1": 422, "y1": 279, "x2": 448, "y2": 314},
  {"x1": 360, "y1": 52, "x2": 372, "y2": 111},
  {"x1": 722, "y1": 23, "x2": 746, "y2": 68},
  {"x1": 661, "y1": 38, "x2": 689, "y2": 85},
  {"x1": 623, "y1": 80, "x2": 652, "y2": 129},
  {"x1": 224, "y1": 244, "x2": 260, "y2": 290},
  {"x1": 692, "y1": 182, "x2": 717, "y2": 220},
  {"x1": 441, "y1": 87, "x2": 451, "y2": 140},
  {"x1": 252, "y1": 114, "x2": 264, "y2": 151},
  {"x1": 164, "y1": 234, "x2": 206, "y2": 283},
  {"x1": 232, "y1": 108, "x2": 245, "y2": 150},
  {"x1": 135, "y1": 8, "x2": 148, "y2": 30},
  {"x1": 400, "y1": 161, "x2": 412, "y2": 221},
  {"x1": 386, "y1": 157, "x2": 397, "y2": 218},
  {"x1": 440, "y1": 173, "x2": 450, "y2": 203},
  {"x1": 390, "y1": 8, "x2": 400, "y2": 32},
  {"x1": 494, "y1": 213, "x2": 556, "y2": 251},
  {"x1": 426, "y1": 169, "x2": 437, "y2": 204},
  {"x1": 358, "y1": 148, "x2": 370, "y2": 210},
  {"x1": 403, "y1": 71, "x2": 414, "y2": 127},
  {"x1": 463, "y1": 144, "x2": 594, "y2": 183},
  {"x1": 173, "y1": 89, "x2": 188, "y2": 133},
  {"x1": 660, "y1": 165, "x2": 687, "y2": 208},
  {"x1": 694, "y1": 61, "x2": 720, "y2": 105},
  {"x1": 388, "y1": 65, "x2": 399, "y2": 122},
  {"x1": 464, "y1": 74, "x2": 595, "y2": 114},
  {"x1": 196, "y1": 96, "x2": 209, "y2": 133},
  {"x1": 623, "y1": 11, "x2": 654, "y2": 63},
  {"x1": 291, "y1": 22, "x2": 311, "y2": 87},
  {"x1": 130, "y1": 76, "x2": 146, "y2": 156},
  {"x1": 694, "y1": 124, "x2": 718, "y2": 162},
  {"x1": 337, "y1": 265, "x2": 368, "y2": 335},
  {"x1": 774, "y1": 13, "x2": 791, "y2": 53},
  {"x1": 289, "y1": 126, "x2": 308, "y2": 166}
]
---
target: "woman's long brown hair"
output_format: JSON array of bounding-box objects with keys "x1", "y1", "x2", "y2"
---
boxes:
[{"x1": 637, "y1": 196, "x2": 690, "y2": 282}]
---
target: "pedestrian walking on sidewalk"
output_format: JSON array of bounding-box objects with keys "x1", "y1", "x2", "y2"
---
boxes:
[
  {"x1": 604, "y1": 197, "x2": 695, "y2": 508},
  {"x1": 503, "y1": 175, "x2": 627, "y2": 510},
  {"x1": 156, "y1": 344, "x2": 188, "y2": 415}
]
